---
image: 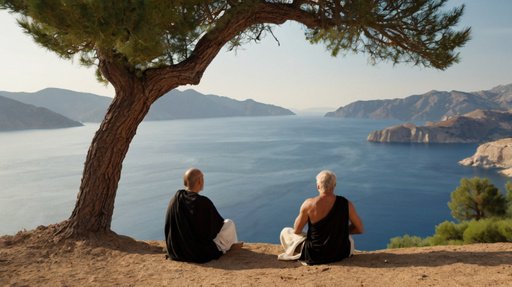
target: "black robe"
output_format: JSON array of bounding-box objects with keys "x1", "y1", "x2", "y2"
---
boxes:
[
  {"x1": 300, "y1": 195, "x2": 351, "y2": 265},
  {"x1": 164, "y1": 189, "x2": 224, "y2": 263}
]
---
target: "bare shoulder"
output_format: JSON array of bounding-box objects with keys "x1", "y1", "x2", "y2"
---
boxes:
[
  {"x1": 347, "y1": 200, "x2": 358, "y2": 209},
  {"x1": 300, "y1": 197, "x2": 315, "y2": 211}
]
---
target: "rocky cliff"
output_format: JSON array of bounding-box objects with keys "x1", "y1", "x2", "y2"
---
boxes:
[
  {"x1": 367, "y1": 109, "x2": 512, "y2": 143},
  {"x1": 459, "y1": 138, "x2": 512, "y2": 176}
]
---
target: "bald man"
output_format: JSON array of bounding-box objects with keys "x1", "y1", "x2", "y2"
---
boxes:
[{"x1": 164, "y1": 168, "x2": 242, "y2": 263}]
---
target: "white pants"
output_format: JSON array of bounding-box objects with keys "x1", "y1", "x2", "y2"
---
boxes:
[
  {"x1": 278, "y1": 227, "x2": 355, "y2": 260},
  {"x1": 213, "y1": 219, "x2": 239, "y2": 253}
]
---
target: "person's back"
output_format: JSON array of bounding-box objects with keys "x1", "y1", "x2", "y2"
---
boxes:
[
  {"x1": 165, "y1": 189, "x2": 224, "y2": 263},
  {"x1": 279, "y1": 170, "x2": 363, "y2": 265},
  {"x1": 300, "y1": 195, "x2": 351, "y2": 265},
  {"x1": 164, "y1": 168, "x2": 242, "y2": 263},
  {"x1": 305, "y1": 193, "x2": 336, "y2": 224}
]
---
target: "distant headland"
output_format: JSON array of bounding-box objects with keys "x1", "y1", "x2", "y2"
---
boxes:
[
  {"x1": 0, "y1": 88, "x2": 295, "y2": 131},
  {"x1": 326, "y1": 83, "x2": 512, "y2": 122}
]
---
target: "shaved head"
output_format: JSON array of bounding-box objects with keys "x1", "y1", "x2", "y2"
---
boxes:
[{"x1": 183, "y1": 168, "x2": 203, "y2": 191}]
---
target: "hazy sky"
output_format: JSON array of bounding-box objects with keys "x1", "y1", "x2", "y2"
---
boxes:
[{"x1": 1, "y1": 1, "x2": 511, "y2": 110}]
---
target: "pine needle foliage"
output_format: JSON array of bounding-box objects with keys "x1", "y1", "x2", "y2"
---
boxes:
[
  {"x1": 2, "y1": 0, "x2": 471, "y2": 79},
  {"x1": 448, "y1": 177, "x2": 507, "y2": 222}
]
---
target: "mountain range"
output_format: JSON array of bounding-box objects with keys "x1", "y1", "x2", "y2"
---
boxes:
[
  {"x1": 326, "y1": 83, "x2": 512, "y2": 121},
  {"x1": 0, "y1": 88, "x2": 294, "y2": 130},
  {"x1": 146, "y1": 89, "x2": 294, "y2": 120}
]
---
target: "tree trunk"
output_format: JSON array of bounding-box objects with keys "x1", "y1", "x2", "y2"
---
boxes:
[{"x1": 58, "y1": 79, "x2": 156, "y2": 238}]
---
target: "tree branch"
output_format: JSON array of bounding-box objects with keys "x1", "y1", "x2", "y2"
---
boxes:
[{"x1": 145, "y1": 1, "x2": 331, "y2": 98}]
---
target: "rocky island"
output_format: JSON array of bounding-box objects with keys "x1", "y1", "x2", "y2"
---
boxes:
[
  {"x1": 367, "y1": 109, "x2": 512, "y2": 143},
  {"x1": 459, "y1": 138, "x2": 512, "y2": 176}
]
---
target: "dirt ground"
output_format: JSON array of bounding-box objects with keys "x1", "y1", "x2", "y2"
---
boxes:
[{"x1": 1, "y1": 225, "x2": 511, "y2": 286}]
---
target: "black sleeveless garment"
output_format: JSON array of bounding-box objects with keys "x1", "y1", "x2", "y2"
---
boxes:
[{"x1": 300, "y1": 195, "x2": 351, "y2": 265}]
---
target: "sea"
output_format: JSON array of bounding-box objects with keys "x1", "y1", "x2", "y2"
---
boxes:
[{"x1": 0, "y1": 116, "x2": 508, "y2": 251}]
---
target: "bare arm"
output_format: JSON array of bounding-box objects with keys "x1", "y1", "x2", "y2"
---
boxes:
[
  {"x1": 293, "y1": 199, "x2": 310, "y2": 235},
  {"x1": 348, "y1": 200, "x2": 364, "y2": 234}
]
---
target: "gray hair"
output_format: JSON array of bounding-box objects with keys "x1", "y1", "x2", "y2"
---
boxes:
[{"x1": 316, "y1": 170, "x2": 337, "y2": 192}]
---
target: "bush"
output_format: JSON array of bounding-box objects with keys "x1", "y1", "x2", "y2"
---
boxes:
[
  {"x1": 434, "y1": 221, "x2": 466, "y2": 241},
  {"x1": 426, "y1": 221, "x2": 467, "y2": 246},
  {"x1": 387, "y1": 219, "x2": 512, "y2": 249},
  {"x1": 462, "y1": 218, "x2": 512, "y2": 244},
  {"x1": 387, "y1": 235, "x2": 429, "y2": 249},
  {"x1": 497, "y1": 219, "x2": 512, "y2": 239}
]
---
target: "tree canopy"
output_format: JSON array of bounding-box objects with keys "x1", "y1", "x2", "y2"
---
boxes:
[
  {"x1": 448, "y1": 177, "x2": 507, "y2": 222},
  {"x1": 2, "y1": 1, "x2": 470, "y2": 79}
]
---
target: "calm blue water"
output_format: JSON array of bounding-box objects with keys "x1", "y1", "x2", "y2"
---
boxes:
[{"x1": 0, "y1": 116, "x2": 508, "y2": 250}]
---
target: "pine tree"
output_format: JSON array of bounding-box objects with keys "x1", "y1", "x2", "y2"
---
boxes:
[
  {"x1": 448, "y1": 177, "x2": 507, "y2": 221},
  {"x1": 1, "y1": 0, "x2": 471, "y2": 238}
]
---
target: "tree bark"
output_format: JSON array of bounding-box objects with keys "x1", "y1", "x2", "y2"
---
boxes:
[{"x1": 58, "y1": 74, "x2": 161, "y2": 238}]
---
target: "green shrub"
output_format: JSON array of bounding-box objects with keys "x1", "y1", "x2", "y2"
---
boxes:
[
  {"x1": 422, "y1": 221, "x2": 466, "y2": 246},
  {"x1": 463, "y1": 218, "x2": 512, "y2": 243},
  {"x1": 434, "y1": 221, "x2": 467, "y2": 241},
  {"x1": 387, "y1": 219, "x2": 512, "y2": 249},
  {"x1": 496, "y1": 219, "x2": 512, "y2": 239},
  {"x1": 387, "y1": 235, "x2": 429, "y2": 249}
]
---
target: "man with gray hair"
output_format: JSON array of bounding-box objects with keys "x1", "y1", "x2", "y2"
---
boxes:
[
  {"x1": 164, "y1": 168, "x2": 242, "y2": 263},
  {"x1": 279, "y1": 170, "x2": 364, "y2": 265}
]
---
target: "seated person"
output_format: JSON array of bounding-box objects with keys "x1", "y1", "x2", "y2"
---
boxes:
[
  {"x1": 164, "y1": 168, "x2": 242, "y2": 263},
  {"x1": 280, "y1": 170, "x2": 364, "y2": 265}
]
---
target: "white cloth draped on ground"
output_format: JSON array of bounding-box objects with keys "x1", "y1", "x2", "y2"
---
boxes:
[
  {"x1": 213, "y1": 219, "x2": 239, "y2": 253},
  {"x1": 277, "y1": 227, "x2": 306, "y2": 260},
  {"x1": 278, "y1": 227, "x2": 356, "y2": 261}
]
